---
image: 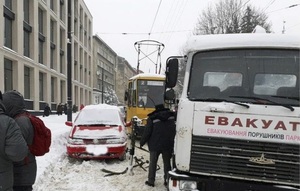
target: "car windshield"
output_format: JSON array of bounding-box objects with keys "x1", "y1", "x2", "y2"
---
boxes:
[
  {"x1": 74, "y1": 106, "x2": 122, "y2": 126},
  {"x1": 188, "y1": 49, "x2": 299, "y2": 106}
]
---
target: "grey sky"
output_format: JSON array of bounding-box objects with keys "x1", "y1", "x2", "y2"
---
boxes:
[{"x1": 84, "y1": 0, "x2": 300, "y2": 73}]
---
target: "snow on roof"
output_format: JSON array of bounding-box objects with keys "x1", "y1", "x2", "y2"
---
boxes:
[
  {"x1": 83, "y1": 104, "x2": 119, "y2": 110},
  {"x1": 185, "y1": 33, "x2": 300, "y2": 53},
  {"x1": 75, "y1": 104, "x2": 122, "y2": 125},
  {"x1": 129, "y1": 73, "x2": 165, "y2": 80}
]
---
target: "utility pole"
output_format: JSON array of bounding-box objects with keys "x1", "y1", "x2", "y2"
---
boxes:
[{"x1": 67, "y1": 0, "x2": 72, "y2": 121}]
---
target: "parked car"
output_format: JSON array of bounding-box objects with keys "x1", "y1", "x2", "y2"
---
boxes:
[{"x1": 66, "y1": 104, "x2": 127, "y2": 160}]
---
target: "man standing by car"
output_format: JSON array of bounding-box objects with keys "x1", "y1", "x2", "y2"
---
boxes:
[
  {"x1": 2, "y1": 90, "x2": 37, "y2": 191},
  {"x1": 140, "y1": 104, "x2": 176, "y2": 187},
  {"x1": 0, "y1": 91, "x2": 28, "y2": 191}
]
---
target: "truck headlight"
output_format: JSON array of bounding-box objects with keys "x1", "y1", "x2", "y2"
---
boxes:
[{"x1": 179, "y1": 180, "x2": 197, "y2": 190}]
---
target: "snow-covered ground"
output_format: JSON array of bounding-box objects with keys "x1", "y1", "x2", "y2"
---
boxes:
[{"x1": 33, "y1": 113, "x2": 166, "y2": 191}]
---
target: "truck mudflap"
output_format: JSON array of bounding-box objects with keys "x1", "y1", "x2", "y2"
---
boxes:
[{"x1": 167, "y1": 170, "x2": 300, "y2": 191}]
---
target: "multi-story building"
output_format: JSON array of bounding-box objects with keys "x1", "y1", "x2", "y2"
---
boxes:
[
  {"x1": 92, "y1": 35, "x2": 117, "y2": 104},
  {"x1": 0, "y1": 0, "x2": 93, "y2": 113},
  {"x1": 115, "y1": 56, "x2": 136, "y2": 105}
]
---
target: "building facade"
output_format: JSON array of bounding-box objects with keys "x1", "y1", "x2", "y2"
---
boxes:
[
  {"x1": 115, "y1": 56, "x2": 136, "y2": 105},
  {"x1": 92, "y1": 35, "x2": 117, "y2": 104},
  {"x1": 0, "y1": 0, "x2": 93, "y2": 113}
]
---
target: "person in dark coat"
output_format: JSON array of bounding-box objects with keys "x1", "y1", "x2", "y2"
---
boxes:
[
  {"x1": 72, "y1": 104, "x2": 78, "y2": 113},
  {"x1": 64, "y1": 103, "x2": 68, "y2": 115},
  {"x1": 43, "y1": 103, "x2": 51, "y2": 117},
  {"x1": 2, "y1": 90, "x2": 37, "y2": 191},
  {"x1": 56, "y1": 103, "x2": 63, "y2": 115},
  {"x1": 140, "y1": 104, "x2": 176, "y2": 187},
  {"x1": 0, "y1": 91, "x2": 28, "y2": 191}
]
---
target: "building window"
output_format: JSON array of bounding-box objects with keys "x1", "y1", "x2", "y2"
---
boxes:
[
  {"x1": 4, "y1": 58, "x2": 13, "y2": 91},
  {"x1": 23, "y1": 0, "x2": 31, "y2": 57},
  {"x1": 39, "y1": 40, "x2": 44, "y2": 64},
  {"x1": 50, "y1": 19, "x2": 55, "y2": 43},
  {"x1": 38, "y1": 8, "x2": 45, "y2": 64},
  {"x1": 60, "y1": 54, "x2": 64, "y2": 73},
  {"x1": 5, "y1": 0, "x2": 12, "y2": 9},
  {"x1": 60, "y1": 80, "x2": 65, "y2": 103},
  {"x1": 60, "y1": 28, "x2": 65, "y2": 49},
  {"x1": 50, "y1": 0, "x2": 54, "y2": 11},
  {"x1": 39, "y1": 72, "x2": 44, "y2": 101},
  {"x1": 3, "y1": 1, "x2": 15, "y2": 50},
  {"x1": 50, "y1": 48, "x2": 54, "y2": 69},
  {"x1": 38, "y1": 8, "x2": 43, "y2": 34},
  {"x1": 24, "y1": 66, "x2": 30, "y2": 99},
  {"x1": 24, "y1": 30, "x2": 30, "y2": 57},
  {"x1": 51, "y1": 77, "x2": 56, "y2": 102},
  {"x1": 4, "y1": 17, "x2": 13, "y2": 49},
  {"x1": 50, "y1": 20, "x2": 56, "y2": 69},
  {"x1": 23, "y1": 0, "x2": 30, "y2": 23},
  {"x1": 60, "y1": 0, "x2": 65, "y2": 22}
]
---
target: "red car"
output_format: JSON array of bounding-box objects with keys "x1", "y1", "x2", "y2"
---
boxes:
[{"x1": 66, "y1": 104, "x2": 127, "y2": 160}]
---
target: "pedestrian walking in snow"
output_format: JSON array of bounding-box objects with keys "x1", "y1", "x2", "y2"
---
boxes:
[
  {"x1": 64, "y1": 103, "x2": 68, "y2": 115},
  {"x1": 56, "y1": 103, "x2": 63, "y2": 115},
  {"x1": 0, "y1": 91, "x2": 28, "y2": 191},
  {"x1": 2, "y1": 90, "x2": 37, "y2": 191},
  {"x1": 140, "y1": 104, "x2": 176, "y2": 187},
  {"x1": 43, "y1": 103, "x2": 51, "y2": 117}
]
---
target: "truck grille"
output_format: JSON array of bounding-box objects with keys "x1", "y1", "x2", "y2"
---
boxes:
[{"x1": 190, "y1": 136, "x2": 300, "y2": 186}]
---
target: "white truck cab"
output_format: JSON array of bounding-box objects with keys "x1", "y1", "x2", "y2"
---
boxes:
[{"x1": 164, "y1": 33, "x2": 300, "y2": 191}]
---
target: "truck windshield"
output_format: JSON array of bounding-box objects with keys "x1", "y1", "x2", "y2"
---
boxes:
[{"x1": 188, "y1": 49, "x2": 299, "y2": 106}]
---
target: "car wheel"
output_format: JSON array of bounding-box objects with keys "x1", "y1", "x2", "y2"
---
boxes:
[{"x1": 67, "y1": 155, "x2": 77, "y2": 163}]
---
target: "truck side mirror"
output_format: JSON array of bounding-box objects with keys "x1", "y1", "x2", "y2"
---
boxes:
[{"x1": 165, "y1": 58, "x2": 178, "y2": 88}]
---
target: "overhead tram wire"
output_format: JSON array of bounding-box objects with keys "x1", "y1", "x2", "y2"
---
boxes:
[
  {"x1": 158, "y1": 0, "x2": 177, "y2": 41},
  {"x1": 261, "y1": 0, "x2": 276, "y2": 12},
  {"x1": 96, "y1": 30, "x2": 192, "y2": 36},
  {"x1": 162, "y1": 0, "x2": 188, "y2": 46},
  {"x1": 141, "y1": 0, "x2": 162, "y2": 71},
  {"x1": 159, "y1": 0, "x2": 182, "y2": 44},
  {"x1": 148, "y1": 0, "x2": 163, "y2": 38},
  {"x1": 232, "y1": 0, "x2": 251, "y2": 17},
  {"x1": 267, "y1": 4, "x2": 300, "y2": 14}
]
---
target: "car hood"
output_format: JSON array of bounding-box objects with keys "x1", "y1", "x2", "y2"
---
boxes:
[{"x1": 70, "y1": 125, "x2": 126, "y2": 139}]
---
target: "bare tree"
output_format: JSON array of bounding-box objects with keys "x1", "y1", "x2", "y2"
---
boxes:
[
  {"x1": 240, "y1": 5, "x2": 272, "y2": 33},
  {"x1": 104, "y1": 87, "x2": 119, "y2": 105},
  {"x1": 194, "y1": 0, "x2": 272, "y2": 35}
]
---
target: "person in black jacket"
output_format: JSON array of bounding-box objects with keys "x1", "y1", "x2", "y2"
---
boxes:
[
  {"x1": 43, "y1": 103, "x2": 51, "y2": 117},
  {"x1": 140, "y1": 104, "x2": 176, "y2": 187},
  {"x1": 2, "y1": 90, "x2": 37, "y2": 191},
  {"x1": 0, "y1": 91, "x2": 28, "y2": 191},
  {"x1": 56, "y1": 103, "x2": 63, "y2": 115}
]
